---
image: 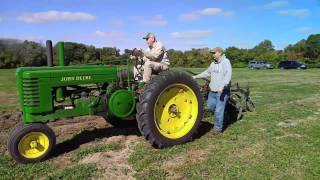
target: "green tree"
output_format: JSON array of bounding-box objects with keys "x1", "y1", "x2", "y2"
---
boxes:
[
  {"x1": 305, "y1": 34, "x2": 320, "y2": 63},
  {"x1": 252, "y1": 40, "x2": 274, "y2": 56},
  {"x1": 284, "y1": 40, "x2": 306, "y2": 60}
]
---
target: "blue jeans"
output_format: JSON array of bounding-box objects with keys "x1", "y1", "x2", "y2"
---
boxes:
[{"x1": 207, "y1": 91, "x2": 229, "y2": 131}]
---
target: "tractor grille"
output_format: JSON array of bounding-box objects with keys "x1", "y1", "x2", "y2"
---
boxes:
[{"x1": 22, "y1": 78, "x2": 40, "y2": 107}]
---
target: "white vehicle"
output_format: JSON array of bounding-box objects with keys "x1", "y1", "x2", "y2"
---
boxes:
[{"x1": 248, "y1": 61, "x2": 273, "y2": 69}]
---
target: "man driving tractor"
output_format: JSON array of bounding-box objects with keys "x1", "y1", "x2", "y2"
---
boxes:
[{"x1": 130, "y1": 32, "x2": 170, "y2": 93}]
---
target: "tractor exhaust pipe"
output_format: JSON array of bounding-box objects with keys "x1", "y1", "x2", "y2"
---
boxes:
[
  {"x1": 58, "y1": 41, "x2": 65, "y2": 66},
  {"x1": 56, "y1": 41, "x2": 65, "y2": 102},
  {"x1": 46, "y1": 40, "x2": 53, "y2": 67}
]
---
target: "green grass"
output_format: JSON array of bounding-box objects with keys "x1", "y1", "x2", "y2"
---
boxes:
[
  {"x1": 0, "y1": 155, "x2": 98, "y2": 180},
  {"x1": 0, "y1": 69, "x2": 18, "y2": 111},
  {"x1": 1, "y1": 68, "x2": 320, "y2": 179},
  {"x1": 129, "y1": 68, "x2": 320, "y2": 179},
  {"x1": 0, "y1": 155, "x2": 55, "y2": 180}
]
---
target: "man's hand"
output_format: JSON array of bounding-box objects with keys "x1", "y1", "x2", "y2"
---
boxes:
[
  {"x1": 132, "y1": 48, "x2": 144, "y2": 58},
  {"x1": 217, "y1": 87, "x2": 224, "y2": 93},
  {"x1": 130, "y1": 55, "x2": 137, "y2": 60}
]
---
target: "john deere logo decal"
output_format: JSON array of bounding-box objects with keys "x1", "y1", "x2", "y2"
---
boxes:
[{"x1": 60, "y1": 75, "x2": 91, "y2": 82}]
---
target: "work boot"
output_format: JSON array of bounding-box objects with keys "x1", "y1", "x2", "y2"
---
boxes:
[{"x1": 212, "y1": 128, "x2": 222, "y2": 135}]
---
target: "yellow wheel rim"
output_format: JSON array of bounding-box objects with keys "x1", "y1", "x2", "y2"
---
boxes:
[
  {"x1": 154, "y1": 83, "x2": 199, "y2": 139},
  {"x1": 18, "y1": 132, "x2": 50, "y2": 159}
]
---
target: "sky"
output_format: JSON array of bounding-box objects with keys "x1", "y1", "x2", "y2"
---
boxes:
[{"x1": 0, "y1": 0, "x2": 319, "y2": 51}]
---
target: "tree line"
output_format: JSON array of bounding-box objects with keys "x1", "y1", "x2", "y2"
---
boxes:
[{"x1": 0, "y1": 34, "x2": 320, "y2": 69}]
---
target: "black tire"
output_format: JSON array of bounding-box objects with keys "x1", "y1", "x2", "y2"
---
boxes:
[
  {"x1": 100, "y1": 112, "x2": 136, "y2": 127},
  {"x1": 136, "y1": 70, "x2": 203, "y2": 148},
  {"x1": 7, "y1": 123, "x2": 56, "y2": 164}
]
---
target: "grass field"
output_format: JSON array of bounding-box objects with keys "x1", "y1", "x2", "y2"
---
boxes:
[{"x1": 0, "y1": 68, "x2": 319, "y2": 179}]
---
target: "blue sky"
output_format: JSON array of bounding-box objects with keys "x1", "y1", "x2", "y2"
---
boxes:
[{"x1": 0, "y1": 0, "x2": 319, "y2": 51}]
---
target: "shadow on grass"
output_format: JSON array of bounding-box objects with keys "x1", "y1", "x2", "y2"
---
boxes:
[
  {"x1": 51, "y1": 125, "x2": 141, "y2": 158},
  {"x1": 51, "y1": 103, "x2": 243, "y2": 158},
  {"x1": 223, "y1": 102, "x2": 243, "y2": 131},
  {"x1": 193, "y1": 121, "x2": 213, "y2": 139},
  {"x1": 197, "y1": 102, "x2": 243, "y2": 135}
]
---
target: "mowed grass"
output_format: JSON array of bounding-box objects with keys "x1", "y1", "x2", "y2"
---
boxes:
[
  {"x1": 0, "y1": 69, "x2": 18, "y2": 111},
  {"x1": 0, "y1": 68, "x2": 320, "y2": 179},
  {"x1": 128, "y1": 68, "x2": 320, "y2": 179}
]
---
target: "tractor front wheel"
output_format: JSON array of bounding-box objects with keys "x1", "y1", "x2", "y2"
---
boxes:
[
  {"x1": 136, "y1": 70, "x2": 203, "y2": 148},
  {"x1": 7, "y1": 123, "x2": 56, "y2": 164}
]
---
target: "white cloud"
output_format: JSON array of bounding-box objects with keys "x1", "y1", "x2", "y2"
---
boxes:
[
  {"x1": 94, "y1": 30, "x2": 125, "y2": 38},
  {"x1": 295, "y1": 27, "x2": 312, "y2": 33},
  {"x1": 110, "y1": 20, "x2": 125, "y2": 27},
  {"x1": 17, "y1": 10, "x2": 96, "y2": 23},
  {"x1": 1, "y1": 35, "x2": 46, "y2": 42},
  {"x1": 198, "y1": 8, "x2": 223, "y2": 16},
  {"x1": 128, "y1": 16, "x2": 143, "y2": 21},
  {"x1": 295, "y1": 27, "x2": 316, "y2": 34},
  {"x1": 144, "y1": 15, "x2": 167, "y2": 26},
  {"x1": 165, "y1": 41, "x2": 208, "y2": 50},
  {"x1": 129, "y1": 15, "x2": 167, "y2": 26},
  {"x1": 264, "y1": 1, "x2": 288, "y2": 9},
  {"x1": 170, "y1": 30, "x2": 212, "y2": 39},
  {"x1": 277, "y1": 9, "x2": 310, "y2": 17},
  {"x1": 179, "y1": 13, "x2": 199, "y2": 21},
  {"x1": 179, "y1": 7, "x2": 233, "y2": 21}
]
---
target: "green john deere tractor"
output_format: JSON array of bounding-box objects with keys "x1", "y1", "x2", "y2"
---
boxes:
[{"x1": 7, "y1": 41, "x2": 204, "y2": 163}]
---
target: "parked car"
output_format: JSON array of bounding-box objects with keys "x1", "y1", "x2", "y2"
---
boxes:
[
  {"x1": 248, "y1": 61, "x2": 273, "y2": 69},
  {"x1": 278, "y1": 60, "x2": 308, "y2": 69}
]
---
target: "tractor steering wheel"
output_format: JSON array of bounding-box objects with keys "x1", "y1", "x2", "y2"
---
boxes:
[{"x1": 131, "y1": 48, "x2": 145, "y2": 81}]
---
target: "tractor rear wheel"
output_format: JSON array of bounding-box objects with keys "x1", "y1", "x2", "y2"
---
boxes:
[
  {"x1": 7, "y1": 123, "x2": 56, "y2": 164},
  {"x1": 136, "y1": 70, "x2": 203, "y2": 148}
]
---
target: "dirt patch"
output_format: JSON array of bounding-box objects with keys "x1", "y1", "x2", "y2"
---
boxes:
[
  {"x1": 277, "y1": 119, "x2": 304, "y2": 128},
  {"x1": 0, "y1": 109, "x2": 142, "y2": 179},
  {"x1": 275, "y1": 133, "x2": 303, "y2": 140},
  {"x1": 0, "y1": 109, "x2": 110, "y2": 140},
  {"x1": 0, "y1": 109, "x2": 22, "y2": 153},
  {"x1": 163, "y1": 149, "x2": 208, "y2": 169},
  {"x1": 233, "y1": 142, "x2": 266, "y2": 160},
  {"x1": 268, "y1": 95, "x2": 320, "y2": 111},
  {"x1": 49, "y1": 116, "x2": 109, "y2": 140},
  {"x1": 0, "y1": 109, "x2": 21, "y2": 130},
  {"x1": 161, "y1": 149, "x2": 209, "y2": 179},
  {"x1": 80, "y1": 135, "x2": 141, "y2": 180},
  {"x1": 273, "y1": 97, "x2": 320, "y2": 129},
  {"x1": 277, "y1": 108, "x2": 320, "y2": 128}
]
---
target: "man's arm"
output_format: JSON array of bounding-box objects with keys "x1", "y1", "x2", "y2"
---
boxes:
[
  {"x1": 222, "y1": 60, "x2": 232, "y2": 86},
  {"x1": 143, "y1": 43, "x2": 164, "y2": 62},
  {"x1": 193, "y1": 66, "x2": 211, "y2": 79}
]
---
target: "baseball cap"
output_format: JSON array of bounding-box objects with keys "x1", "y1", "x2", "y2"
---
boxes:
[
  {"x1": 210, "y1": 47, "x2": 223, "y2": 54},
  {"x1": 142, "y1": 32, "x2": 155, "y2": 40}
]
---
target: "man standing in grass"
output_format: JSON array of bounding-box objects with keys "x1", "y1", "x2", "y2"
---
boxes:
[{"x1": 193, "y1": 47, "x2": 232, "y2": 134}]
